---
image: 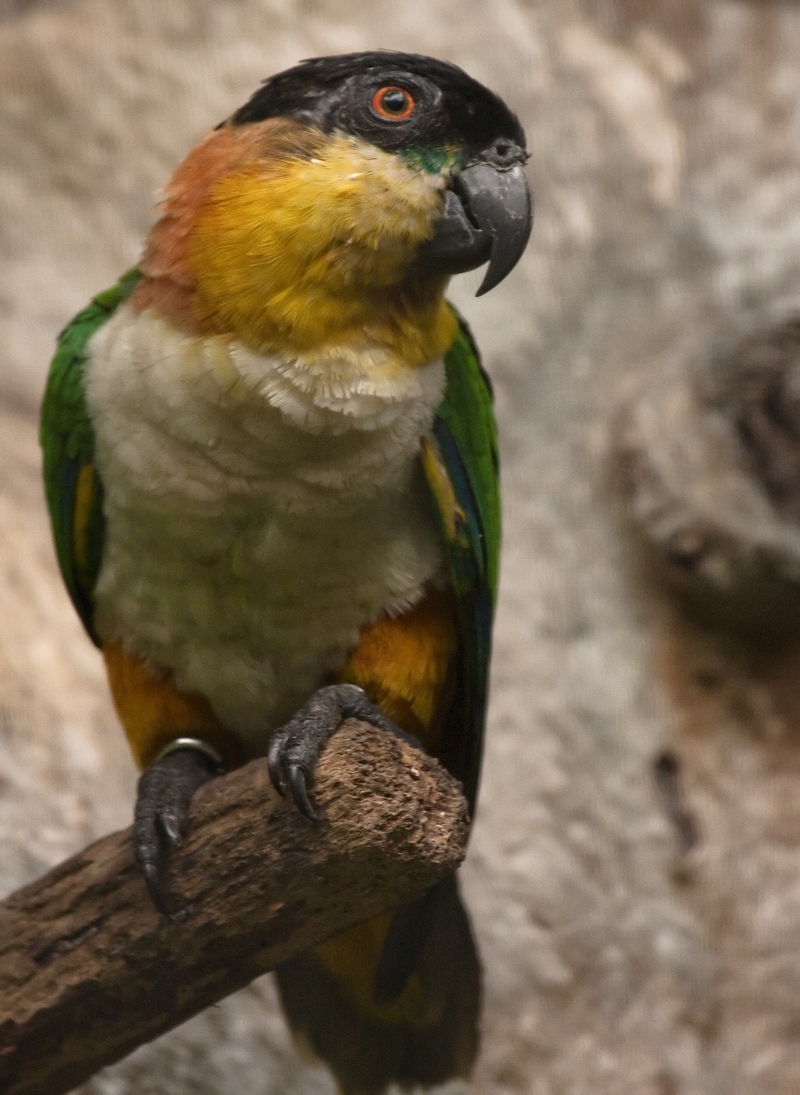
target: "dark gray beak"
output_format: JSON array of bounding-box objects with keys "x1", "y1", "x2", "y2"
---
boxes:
[{"x1": 416, "y1": 142, "x2": 532, "y2": 296}]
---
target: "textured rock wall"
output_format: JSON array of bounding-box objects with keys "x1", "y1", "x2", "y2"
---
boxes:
[{"x1": 3, "y1": 1, "x2": 800, "y2": 1092}]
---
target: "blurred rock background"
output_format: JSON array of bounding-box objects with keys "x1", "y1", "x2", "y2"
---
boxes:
[{"x1": 4, "y1": 1, "x2": 800, "y2": 1092}]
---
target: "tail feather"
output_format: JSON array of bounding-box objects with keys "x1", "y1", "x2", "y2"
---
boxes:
[{"x1": 276, "y1": 875, "x2": 481, "y2": 1095}]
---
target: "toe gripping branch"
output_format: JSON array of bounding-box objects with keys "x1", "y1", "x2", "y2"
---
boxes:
[
  {"x1": 268, "y1": 684, "x2": 419, "y2": 822},
  {"x1": 134, "y1": 738, "x2": 225, "y2": 918}
]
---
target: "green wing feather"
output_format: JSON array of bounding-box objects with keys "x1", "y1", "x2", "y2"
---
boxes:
[
  {"x1": 40, "y1": 269, "x2": 142, "y2": 646},
  {"x1": 422, "y1": 306, "x2": 500, "y2": 814}
]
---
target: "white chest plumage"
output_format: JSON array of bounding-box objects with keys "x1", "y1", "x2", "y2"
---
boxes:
[{"x1": 85, "y1": 304, "x2": 447, "y2": 749}]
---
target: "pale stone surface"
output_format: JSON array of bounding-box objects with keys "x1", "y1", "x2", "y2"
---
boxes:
[{"x1": 3, "y1": 1, "x2": 800, "y2": 1093}]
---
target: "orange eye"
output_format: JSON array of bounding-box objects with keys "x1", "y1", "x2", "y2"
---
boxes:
[{"x1": 371, "y1": 86, "x2": 415, "y2": 121}]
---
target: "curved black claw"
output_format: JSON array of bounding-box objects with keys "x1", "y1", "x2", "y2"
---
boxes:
[
  {"x1": 134, "y1": 747, "x2": 222, "y2": 918},
  {"x1": 268, "y1": 683, "x2": 419, "y2": 822}
]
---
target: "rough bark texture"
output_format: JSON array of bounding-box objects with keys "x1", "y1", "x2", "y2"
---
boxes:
[
  {"x1": 4, "y1": 2, "x2": 800, "y2": 1093},
  {"x1": 0, "y1": 724, "x2": 469, "y2": 1095}
]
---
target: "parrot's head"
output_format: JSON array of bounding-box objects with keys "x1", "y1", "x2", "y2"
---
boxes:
[{"x1": 139, "y1": 52, "x2": 532, "y2": 361}]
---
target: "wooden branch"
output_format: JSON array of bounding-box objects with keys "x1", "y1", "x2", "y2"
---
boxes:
[{"x1": 0, "y1": 721, "x2": 470, "y2": 1095}]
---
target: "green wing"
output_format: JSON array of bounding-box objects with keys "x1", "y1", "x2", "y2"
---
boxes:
[
  {"x1": 40, "y1": 269, "x2": 142, "y2": 646},
  {"x1": 422, "y1": 306, "x2": 501, "y2": 814}
]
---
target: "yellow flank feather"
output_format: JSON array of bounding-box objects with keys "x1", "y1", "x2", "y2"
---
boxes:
[
  {"x1": 73, "y1": 463, "x2": 98, "y2": 576},
  {"x1": 188, "y1": 132, "x2": 458, "y2": 366},
  {"x1": 420, "y1": 436, "x2": 466, "y2": 543},
  {"x1": 337, "y1": 588, "x2": 457, "y2": 757},
  {"x1": 102, "y1": 641, "x2": 244, "y2": 769}
]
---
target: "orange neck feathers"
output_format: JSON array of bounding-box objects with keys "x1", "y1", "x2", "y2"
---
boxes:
[{"x1": 131, "y1": 119, "x2": 320, "y2": 332}]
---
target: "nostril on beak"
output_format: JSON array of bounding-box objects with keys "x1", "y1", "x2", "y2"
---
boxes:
[{"x1": 483, "y1": 139, "x2": 529, "y2": 170}]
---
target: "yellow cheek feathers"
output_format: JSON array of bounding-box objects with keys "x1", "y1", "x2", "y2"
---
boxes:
[{"x1": 187, "y1": 133, "x2": 458, "y2": 363}]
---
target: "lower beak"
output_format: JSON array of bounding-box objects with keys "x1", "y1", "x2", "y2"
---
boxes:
[{"x1": 417, "y1": 159, "x2": 532, "y2": 296}]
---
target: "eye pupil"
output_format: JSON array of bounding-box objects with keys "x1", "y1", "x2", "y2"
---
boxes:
[
  {"x1": 372, "y1": 86, "x2": 415, "y2": 120},
  {"x1": 383, "y1": 90, "x2": 406, "y2": 113}
]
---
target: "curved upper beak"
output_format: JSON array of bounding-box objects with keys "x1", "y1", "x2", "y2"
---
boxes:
[{"x1": 416, "y1": 145, "x2": 532, "y2": 296}]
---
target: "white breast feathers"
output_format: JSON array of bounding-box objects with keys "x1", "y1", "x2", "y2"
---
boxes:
[{"x1": 85, "y1": 303, "x2": 447, "y2": 749}]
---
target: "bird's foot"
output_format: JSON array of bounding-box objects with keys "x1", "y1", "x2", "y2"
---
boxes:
[
  {"x1": 134, "y1": 738, "x2": 225, "y2": 918},
  {"x1": 268, "y1": 683, "x2": 418, "y2": 821}
]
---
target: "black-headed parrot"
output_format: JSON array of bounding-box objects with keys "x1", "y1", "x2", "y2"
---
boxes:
[{"x1": 40, "y1": 51, "x2": 531, "y2": 1094}]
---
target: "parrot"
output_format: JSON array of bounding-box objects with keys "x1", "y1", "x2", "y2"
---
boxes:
[{"x1": 40, "y1": 51, "x2": 531, "y2": 1094}]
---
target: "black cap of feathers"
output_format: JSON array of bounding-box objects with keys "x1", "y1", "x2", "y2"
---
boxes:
[{"x1": 227, "y1": 51, "x2": 525, "y2": 157}]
